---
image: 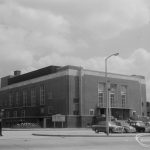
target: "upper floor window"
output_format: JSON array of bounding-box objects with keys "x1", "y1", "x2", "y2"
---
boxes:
[
  {"x1": 121, "y1": 85, "x2": 127, "y2": 108},
  {"x1": 121, "y1": 85, "x2": 127, "y2": 94},
  {"x1": 98, "y1": 83, "x2": 105, "y2": 92},
  {"x1": 121, "y1": 94, "x2": 126, "y2": 108},
  {"x1": 98, "y1": 83, "x2": 105, "y2": 107},
  {"x1": 15, "y1": 92, "x2": 19, "y2": 106},
  {"x1": 40, "y1": 85, "x2": 45, "y2": 105},
  {"x1": 13, "y1": 111, "x2": 17, "y2": 118},
  {"x1": 9, "y1": 93, "x2": 13, "y2": 106},
  {"x1": 98, "y1": 92, "x2": 104, "y2": 107},
  {"x1": 21, "y1": 110, "x2": 25, "y2": 117},
  {"x1": 31, "y1": 88, "x2": 36, "y2": 106},
  {"x1": 6, "y1": 111, "x2": 10, "y2": 118},
  {"x1": 23, "y1": 90, "x2": 27, "y2": 106},
  {"x1": 110, "y1": 93, "x2": 115, "y2": 107},
  {"x1": 48, "y1": 92, "x2": 53, "y2": 100},
  {"x1": 110, "y1": 84, "x2": 117, "y2": 93}
]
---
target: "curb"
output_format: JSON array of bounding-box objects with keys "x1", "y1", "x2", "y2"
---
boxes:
[{"x1": 32, "y1": 133, "x2": 136, "y2": 137}]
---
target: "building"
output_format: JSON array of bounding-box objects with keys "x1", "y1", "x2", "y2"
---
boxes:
[
  {"x1": 0, "y1": 65, "x2": 147, "y2": 128},
  {"x1": 147, "y1": 102, "x2": 150, "y2": 117}
]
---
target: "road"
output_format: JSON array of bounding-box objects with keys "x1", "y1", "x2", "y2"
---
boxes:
[{"x1": 0, "y1": 130, "x2": 149, "y2": 150}]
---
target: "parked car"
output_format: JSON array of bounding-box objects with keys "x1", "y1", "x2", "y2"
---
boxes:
[
  {"x1": 115, "y1": 121, "x2": 136, "y2": 133},
  {"x1": 144, "y1": 122, "x2": 150, "y2": 133},
  {"x1": 129, "y1": 121, "x2": 145, "y2": 132},
  {"x1": 92, "y1": 121, "x2": 124, "y2": 134}
]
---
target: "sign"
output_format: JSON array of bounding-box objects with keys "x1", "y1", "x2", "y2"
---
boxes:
[{"x1": 52, "y1": 114, "x2": 65, "y2": 122}]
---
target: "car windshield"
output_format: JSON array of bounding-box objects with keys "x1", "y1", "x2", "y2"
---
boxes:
[
  {"x1": 116, "y1": 122, "x2": 129, "y2": 126},
  {"x1": 136, "y1": 122, "x2": 145, "y2": 126}
]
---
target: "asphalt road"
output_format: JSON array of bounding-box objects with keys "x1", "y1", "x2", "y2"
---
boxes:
[{"x1": 0, "y1": 130, "x2": 149, "y2": 150}]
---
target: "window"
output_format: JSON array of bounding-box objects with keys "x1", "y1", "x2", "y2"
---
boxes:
[
  {"x1": 121, "y1": 85, "x2": 127, "y2": 108},
  {"x1": 21, "y1": 110, "x2": 25, "y2": 117},
  {"x1": 9, "y1": 93, "x2": 13, "y2": 106},
  {"x1": 48, "y1": 106, "x2": 54, "y2": 114},
  {"x1": 73, "y1": 98, "x2": 79, "y2": 103},
  {"x1": 98, "y1": 83, "x2": 105, "y2": 107},
  {"x1": 98, "y1": 83, "x2": 105, "y2": 91},
  {"x1": 16, "y1": 92, "x2": 19, "y2": 106},
  {"x1": 6, "y1": 111, "x2": 10, "y2": 118},
  {"x1": 48, "y1": 92, "x2": 53, "y2": 100},
  {"x1": 73, "y1": 103, "x2": 79, "y2": 115},
  {"x1": 13, "y1": 111, "x2": 17, "y2": 117},
  {"x1": 98, "y1": 92, "x2": 104, "y2": 107},
  {"x1": 89, "y1": 109, "x2": 94, "y2": 115},
  {"x1": 73, "y1": 110, "x2": 79, "y2": 115},
  {"x1": 110, "y1": 93, "x2": 115, "y2": 107},
  {"x1": 40, "y1": 85, "x2": 45, "y2": 105},
  {"x1": 121, "y1": 95, "x2": 126, "y2": 108},
  {"x1": 31, "y1": 88, "x2": 36, "y2": 106},
  {"x1": 23, "y1": 90, "x2": 27, "y2": 106},
  {"x1": 110, "y1": 84, "x2": 117, "y2": 93},
  {"x1": 40, "y1": 108, "x2": 44, "y2": 114}
]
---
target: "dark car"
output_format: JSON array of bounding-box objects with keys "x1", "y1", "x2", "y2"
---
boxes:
[
  {"x1": 92, "y1": 121, "x2": 124, "y2": 133},
  {"x1": 115, "y1": 121, "x2": 136, "y2": 133},
  {"x1": 144, "y1": 121, "x2": 150, "y2": 133},
  {"x1": 129, "y1": 121, "x2": 145, "y2": 132}
]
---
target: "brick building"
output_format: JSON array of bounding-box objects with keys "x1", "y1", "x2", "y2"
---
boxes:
[
  {"x1": 147, "y1": 102, "x2": 150, "y2": 117},
  {"x1": 0, "y1": 65, "x2": 147, "y2": 127}
]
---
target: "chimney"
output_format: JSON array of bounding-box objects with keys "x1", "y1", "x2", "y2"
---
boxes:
[{"x1": 14, "y1": 70, "x2": 21, "y2": 76}]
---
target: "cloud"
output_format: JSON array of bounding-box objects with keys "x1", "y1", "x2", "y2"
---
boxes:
[
  {"x1": 84, "y1": 0, "x2": 150, "y2": 39},
  {"x1": 0, "y1": 1, "x2": 76, "y2": 75}
]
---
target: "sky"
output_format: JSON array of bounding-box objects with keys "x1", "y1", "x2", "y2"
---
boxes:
[{"x1": 0, "y1": 0, "x2": 150, "y2": 101}]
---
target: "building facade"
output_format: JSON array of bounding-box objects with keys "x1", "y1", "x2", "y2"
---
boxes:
[
  {"x1": 0, "y1": 65, "x2": 147, "y2": 128},
  {"x1": 147, "y1": 102, "x2": 150, "y2": 117}
]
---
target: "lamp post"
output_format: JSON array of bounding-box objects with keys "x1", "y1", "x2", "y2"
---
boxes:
[{"x1": 105, "y1": 53, "x2": 119, "y2": 136}]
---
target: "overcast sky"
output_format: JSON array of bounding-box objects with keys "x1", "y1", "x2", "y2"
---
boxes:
[{"x1": 0, "y1": 0, "x2": 150, "y2": 101}]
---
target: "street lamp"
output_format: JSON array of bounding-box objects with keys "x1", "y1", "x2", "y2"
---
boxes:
[{"x1": 105, "y1": 53, "x2": 119, "y2": 136}]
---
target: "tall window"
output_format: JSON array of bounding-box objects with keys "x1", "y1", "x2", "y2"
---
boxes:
[
  {"x1": 13, "y1": 111, "x2": 17, "y2": 118},
  {"x1": 21, "y1": 110, "x2": 25, "y2": 117},
  {"x1": 40, "y1": 85, "x2": 45, "y2": 105},
  {"x1": 16, "y1": 92, "x2": 19, "y2": 106},
  {"x1": 121, "y1": 95, "x2": 126, "y2": 107},
  {"x1": 110, "y1": 93, "x2": 115, "y2": 107},
  {"x1": 121, "y1": 85, "x2": 127, "y2": 108},
  {"x1": 6, "y1": 111, "x2": 10, "y2": 118},
  {"x1": 9, "y1": 93, "x2": 13, "y2": 106},
  {"x1": 23, "y1": 90, "x2": 27, "y2": 106},
  {"x1": 98, "y1": 92, "x2": 104, "y2": 107},
  {"x1": 31, "y1": 88, "x2": 36, "y2": 106},
  {"x1": 98, "y1": 83, "x2": 105, "y2": 107},
  {"x1": 73, "y1": 98, "x2": 79, "y2": 115}
]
